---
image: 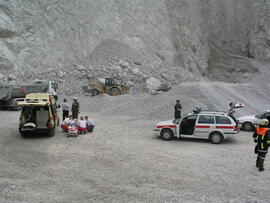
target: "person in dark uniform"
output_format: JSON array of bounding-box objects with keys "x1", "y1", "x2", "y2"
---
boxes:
[
  {"x1": 71, "y1": 97, "x2": 80, "y2": 119},
  {"x1": 253, "y1": 119, "x2": 270, "y2": 172},
  {"x1": 174, "y1": 100, "x2": 182, "y2": 120}
]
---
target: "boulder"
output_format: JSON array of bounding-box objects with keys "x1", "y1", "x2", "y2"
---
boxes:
[
  {"x1": 146, "y1": 77, "x2": 161, "y2": 91},
  {"x1": 0, "y1": 13, "x2": 16, "y2": 38}
]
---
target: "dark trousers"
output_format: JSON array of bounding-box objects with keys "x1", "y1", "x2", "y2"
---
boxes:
[
  {"x1": 175, "y1": 111, "x2": 181, "y2": 119},
  {"x1": 257, "y1": 152, "x2": 267, "y2": 170},
  {"x1": 229, "y1": 115, "x2": 237, "y2": 125},
  {"x1": 87, "y1": 125, "x2": 94, "y2": 133},
  {"x1": 72, "y1": 111, "x2": 79, "y2": 119},
  {"x1": 63, "y1": 110, "x2": 69, "y2": 121}
]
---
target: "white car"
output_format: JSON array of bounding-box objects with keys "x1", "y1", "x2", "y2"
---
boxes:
[
  {"x1": 154, "y1": 110, "x2": 238, "y2": 144},
  {"x1": 237, "y1": 110, "x2": 270, "y2": 131}
]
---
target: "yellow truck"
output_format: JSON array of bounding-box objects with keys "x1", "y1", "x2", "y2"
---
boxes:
[{"x1": 18, "y1": 93, "x2": 59, "y2": 137}]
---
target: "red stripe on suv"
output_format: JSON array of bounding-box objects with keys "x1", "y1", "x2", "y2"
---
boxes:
[
  {"x1": 196, "y1": 126, "x2": 210, "y2": 128},
  {"x1": 157, "y1": 125, "x2": 176, "y2": 129},
  {"x1": 216, "y1": 126, "x2": 234, "y2": 129}
]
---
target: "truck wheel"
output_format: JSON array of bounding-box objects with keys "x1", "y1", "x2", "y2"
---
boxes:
[
  {"x1": 48, "y1": 127, "x2": 55, "y2": 137},
  {"x1": 161, "y1": 129, "x2": 174, "y2": 141},
  {"x1": 209, "y1": 132, "x2": 224, "y2": 144},
  {"x1": 92, "y1": 89, "x2": 100, "y2": 96},
  {"x1": 110, "y1": 88, "x2": 121, "y2": 96},
  {"x1": 20, "y1": 132, "x2": 27, "y2": 138},
  {"x1": 242, "y1": 122, "x2": 254, "y2": 131}
]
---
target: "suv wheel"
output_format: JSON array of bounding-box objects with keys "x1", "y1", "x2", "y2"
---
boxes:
[
  {"x1": 161, "y1": 129, "x2": 174, "y2": 141},
  {"x1": 242, "y1": 122, "x2": 254, "y2": 131},
  {"x1": 209, "y1": 132, "x2": 224, "y2": 144}
]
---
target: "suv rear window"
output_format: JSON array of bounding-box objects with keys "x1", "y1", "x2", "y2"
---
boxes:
[
  {"x1": 198, "y1": 115, "x2": 214, "y2": 124},
  {"x1": 215, "y1": 116, "x2": 231, "y2": 124}
]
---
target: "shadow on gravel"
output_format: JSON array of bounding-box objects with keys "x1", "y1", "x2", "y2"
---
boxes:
[
  {"x1": 21, "y1": 133, "x2": 52, "y2": 139},
  {"x1": 153, "y1": 136, "x2": 238, "y2": 145}
]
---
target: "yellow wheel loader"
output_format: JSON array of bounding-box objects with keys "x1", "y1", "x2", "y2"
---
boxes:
[{"x1": 85, "y1": 78, "x2": 129, "y2": 96}]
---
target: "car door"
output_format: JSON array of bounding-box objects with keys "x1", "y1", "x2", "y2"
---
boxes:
[
  {"x1": 194, "y1": 114, "x2": 215, "y2": 138},
  {"x1": 179, "y1": 115, "x2": 198, "y2": 136}
]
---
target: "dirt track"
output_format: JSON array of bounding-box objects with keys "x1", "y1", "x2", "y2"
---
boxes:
[{"x1": 1, "y1": 108, "x2": 270, "y2": 203}]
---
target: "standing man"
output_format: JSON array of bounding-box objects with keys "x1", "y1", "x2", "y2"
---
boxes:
[
  {"x1": 174, "y1": 100, "x2": 182, "y2": 120},
  {"x1": 72, "y1": 97, "x2": 80, "y2": 119},
  {"x1": 62, "y1": 98, "x2": 70, "y2": 121},
  {"x1": 253, "y1": 119, "x2": 270, "y2": 172},
  {"x1": 227, "y1": 103, "x2": 237, "y2": 124}
]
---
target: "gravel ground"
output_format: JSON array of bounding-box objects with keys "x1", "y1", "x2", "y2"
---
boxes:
[{"x1": 1, "y1": 85, "x2": 270, "y2": 202}]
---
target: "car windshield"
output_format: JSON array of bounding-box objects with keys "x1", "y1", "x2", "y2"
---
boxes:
[{"x1": 256, "y1": 111, "x2": 266, "y2": 118}]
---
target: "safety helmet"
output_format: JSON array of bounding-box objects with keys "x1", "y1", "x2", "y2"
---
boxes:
[{"x1": 259, "y1": 119, "x2": 269, "y2": 126}]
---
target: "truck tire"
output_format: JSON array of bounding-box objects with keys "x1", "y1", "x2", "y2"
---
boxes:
[
  {"x1": 48, "y1": 127, "x2": 55, "y2": 137},
  {"x1": 109, "y1": 87, "x2": 121, "y2": 96},
  {"x1": 91, "y1": 89, "x2": 100, "y2": 96},
  {"x1": 20, "y1": 132, "x2": 27, "y2": 138},
  {"x1": 209, "y1": 132, "x2": 224, "y2": 144}
]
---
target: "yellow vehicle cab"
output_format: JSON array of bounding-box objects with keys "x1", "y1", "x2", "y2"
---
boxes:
[{"x1": 18, "y1": 93, "x2": 59, "y2": 137}]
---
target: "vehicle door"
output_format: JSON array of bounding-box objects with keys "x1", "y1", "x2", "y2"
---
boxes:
[
  {"x1": 194, "y1": 114, "x2": 215, "y2": 138},
  {"x1": 179, "y1": 115, "x2": 198, "y2": 136}
]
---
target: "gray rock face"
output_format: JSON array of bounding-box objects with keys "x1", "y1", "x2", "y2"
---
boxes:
[{"x1": 0, "y1": 0, "x2": 269, "y2": 90}]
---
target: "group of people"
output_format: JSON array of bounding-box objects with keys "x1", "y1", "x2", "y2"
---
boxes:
[
  {"x1": 60, "y1": 97, "x2": 95, "y2": 134},
  {"x1": 61, "y1": 115, "x2": 94, "y2": 134}
]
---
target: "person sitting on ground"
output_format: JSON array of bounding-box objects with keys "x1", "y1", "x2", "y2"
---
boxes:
[
  {"x1": 78, "y1": 116, "x2": 87, "y2": 134},
  {"x1": 61, "y1": 115, "x2": 73, "y2": 131},
  {"x1": 85, "y1": 116, "x2": 95, "y2": 133}
]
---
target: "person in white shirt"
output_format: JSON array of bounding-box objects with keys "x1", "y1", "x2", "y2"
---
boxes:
[
  {"x1": 78, "y1": 116, "x2": 87, "y2": 134},
  {"x1": 62, "y1": 98, "x2": 70, "y2": 121},
  {"x1": 85, "y1": 116, "x2": 95, "y2": 133}
]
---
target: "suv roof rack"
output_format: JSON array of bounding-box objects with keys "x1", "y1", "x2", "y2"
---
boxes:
[
  {"x1": 192, "y1": 107, "x2": 226, "y2": 114},
  {"x1": 200, "y1": 110, "x2": 226, "y2": 113}
]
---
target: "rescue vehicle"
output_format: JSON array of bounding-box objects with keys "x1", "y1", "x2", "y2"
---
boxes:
[
  {"x1": 154, "y1": 110, "x2": 238, "y2": 144},
  {"x1": 18, "y1": 93, "x2": 59, "y2": 137}
]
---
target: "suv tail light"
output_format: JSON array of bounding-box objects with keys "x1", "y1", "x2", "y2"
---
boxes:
[{"x1": 234, "y1": 125, "x2": 237, "y2": 131}]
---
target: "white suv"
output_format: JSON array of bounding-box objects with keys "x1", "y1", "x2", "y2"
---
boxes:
[
  {"x1": 154, "y1": 110, "x2": 238, "y2": 144},
  {"x1": 237, "y1": 110, "x2": 270, "y2": 131}
]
